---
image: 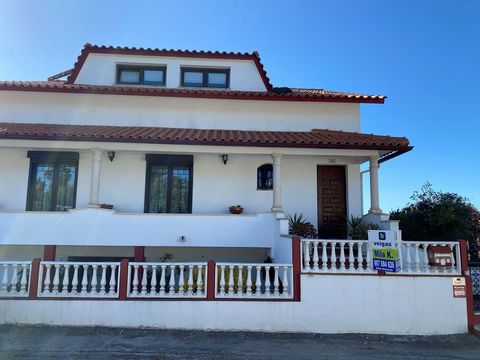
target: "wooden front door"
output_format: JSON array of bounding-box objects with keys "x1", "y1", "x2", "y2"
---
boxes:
[{"x1": 317, "y1": 166, "x2": 347, "y2": 239}]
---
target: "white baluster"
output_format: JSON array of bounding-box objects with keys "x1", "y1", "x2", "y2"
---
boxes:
[
  {"x1": 228, "y1": 266, "x2": 235, "y2": 295},
  {"x1": 348, "y1": 242, "x2": 355, "y2": 272},
  {"x1": 219, "y1": 265, "x2": 225, "y2": 295},
  {"x1": 414, "y1": 244, "x2": 421, "y2": 273},
  {"x1": 169, "y1": 265, "x2": 176, "y2": 294},
  {"x1": 423, "y1": 244, "x2": 430, "y2": 273},
  {"x1": 255, "y1": 266, "x2": 262, "y2": 295},
  {"x1": 81, "y1": 265, "x2": 89, "y2": 294},
  {"x1": 52, "y1": 264, "x2": 60, "y2": 294},
  {"x1": 330, "y1": 242, "x2": 337, "y2": 271},
  {"x1": 10, "y1": 264, "x2": 18, "y2": 293},
  {"x1": 196, "y1": 265, "x2": 203, "y2": 295},
  {"x1": 159, "y1": 265, "x2": 166, "y2": 295},
  {"x1": 44, "y1": 264, "x2": 52, "y2": 293},
  {"x1": 366, "y1": 243, "x2": 372, "y2": 272},
  {"x1": 100, "y1": 265, "x2": 107, "y2": 294},
  {"x1": 91, "y1": 265, "x2": 98, "y2": 294},
  {"x1": 238, "y1": 266, "x2": 244, "y2": 296},
  {"x1": 110, "y1": 265, "x2": 117, "y2": 294},
  {"x1": 312, "y1": 241, "x2": 319, "y2": 271},
  {"x1": 71, "y1": 265, "x2": 79, "y2": 294},
  {"x1": 132, "y1": 265, "x2": 139, "y2": 295},
  {"x1": 357, "y1": 243, "x2": 364, "y2": 271},
  {"x1": 20, "y1": 264, "x2": 28, "y2": 294},
  {"x1": 339, "y1": 242, "x2": 346, "y2": 272},
  {"x1": 321, "y1": 241, "x2": 328, "y2": 271},
  {"x1": 178, "y1": 265, "x2": 185, "y2": 294},
  {"x1": 187, "y1": 265, "x2": 194, "y2": 295},
  {"x1": 303, "y1": 241, "x2": 312, "y2": 271},
  {"x1": 150, "y1": 265, "x2": 157, "y2": 295},
  {"x1": 282, "y1": 266, "x2": 289, "y2": 296},
  {"x1": 246, "y1": 266, "x2": 252, "y2": 296},
  {"x1": 1, "y1": 264, "x2": 9, "y2": 293},
  {"x1": 140, "y1": 265, "x2": 148, "y2": 296},
  {"x1": 265, "y1": 265, "x2": 273, "y2": 296},
  {"x1": 405, "y1": 243, "x2": 411, "y2": 272},
  {"x1": 273, "y1": 266, "x2": 279, "y2": 296}
]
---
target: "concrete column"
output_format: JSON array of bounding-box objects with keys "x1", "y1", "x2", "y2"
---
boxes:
[
  {"x1": 369, "y1": 155, "x2": 381, "y2": 213},
  {"x1": 88, "y1": 148, "x2": 103, "y2": 208},
  {"x1": 271, "y1": 153, "x2": 283, "y2": 212}
]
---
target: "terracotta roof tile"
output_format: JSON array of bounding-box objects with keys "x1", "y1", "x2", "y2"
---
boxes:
[
  {"x1": 0, "y1": 80, "x2": 386, "y2": 104},
  {"x1": 0, "y1": 122, "x2": 410, "y2": 156}
]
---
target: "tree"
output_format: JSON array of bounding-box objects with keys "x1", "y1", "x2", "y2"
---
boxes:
[{"x1": 390, "y1": 183, "x2": 480, "y2": 259}]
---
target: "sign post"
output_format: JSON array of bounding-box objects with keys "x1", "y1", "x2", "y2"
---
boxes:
[{"x1": 368, "y1": 230, "x2": 402, "y2": 273}]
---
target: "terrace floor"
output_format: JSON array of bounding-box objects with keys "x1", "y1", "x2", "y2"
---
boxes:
[{"x1": 0, "y1": 325, "x2": 479, "y2": 360}]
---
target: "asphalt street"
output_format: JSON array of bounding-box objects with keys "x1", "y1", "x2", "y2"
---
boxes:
[{"x1": 0, "y1": 325, "x2": 479, "y2": 359}]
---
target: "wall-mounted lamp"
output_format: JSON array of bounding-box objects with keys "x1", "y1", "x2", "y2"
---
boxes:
[
  {"x1": 107, "y1": 151, "x2": 116, "y2": 162},
  {"x1": 221, "y1": 154, "x2": 228, "y2": 165}
]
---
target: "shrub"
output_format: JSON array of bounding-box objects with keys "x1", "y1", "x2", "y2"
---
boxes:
[{"x1": 287, "y1": 213, "x2": 318, "y2": 239}]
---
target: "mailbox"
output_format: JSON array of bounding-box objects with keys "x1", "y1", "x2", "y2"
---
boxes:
[{"x1": 427, "y1": 245, "x2": 453, "y2": 267}]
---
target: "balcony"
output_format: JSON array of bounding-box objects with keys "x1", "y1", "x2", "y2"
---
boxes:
[{"x1": 0, "y1": 208, "x2": 278, "y2": 248}]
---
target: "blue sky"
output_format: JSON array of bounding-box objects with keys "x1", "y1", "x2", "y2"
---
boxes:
[{"x1": 1, "y1": 0, "x2": 479, "y2": 212}]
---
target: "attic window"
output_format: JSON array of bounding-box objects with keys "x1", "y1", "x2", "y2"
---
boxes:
[
  {"x1": 181, "y1": 68, "x2": 229, "y2": 88},
  {"x1": 116, "y1": 65, "x2": 166, "y2": 86}
]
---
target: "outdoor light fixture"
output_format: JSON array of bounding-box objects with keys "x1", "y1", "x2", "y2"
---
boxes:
[
  {"x1": 221, "y1": 154, "x2": 228, "y2": 165},
  {"x1": 107, "y1": 151, "x2": 115, "y2": 162}
]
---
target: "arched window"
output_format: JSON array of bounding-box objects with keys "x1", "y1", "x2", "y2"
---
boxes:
[{"x1": 257, "y1": 164, "x2": 273, "y2": 190}]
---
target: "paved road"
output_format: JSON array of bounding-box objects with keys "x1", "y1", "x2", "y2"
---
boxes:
[{"x1": 0, "y1": 325, "x2": 479, "y2": 359}]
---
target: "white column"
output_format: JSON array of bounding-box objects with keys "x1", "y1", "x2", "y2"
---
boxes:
[
  {"x1": 369, "y1": 155, "x2": 381, "y2": 213},
  {"x1": 271, "y1": 153, "x2": 282, "y2": 212},
  {"x1": 88, "y1": 148, "x2": 103, "y2": 207}
]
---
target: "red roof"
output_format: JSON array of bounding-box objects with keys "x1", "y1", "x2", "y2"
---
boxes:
[
  {"x1": 0, "y1": 122, "x2": 411, "y2": 162},
  {"x1": 0, "y1": 80, "x2": 386, "y2": 104},
  {"x1": 66, "y1": 43, "x2": 273, "y2": 90}
]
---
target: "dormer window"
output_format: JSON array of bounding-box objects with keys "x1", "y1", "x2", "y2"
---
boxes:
[
  {"x1": 116, "y1": 65, "x2": 166, "y2": 86},
  {"x1": 181, "y1": 68, "x2": 229, "y2": 88}
]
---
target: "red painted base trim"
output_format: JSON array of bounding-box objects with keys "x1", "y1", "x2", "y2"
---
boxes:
[
  {"x1": 292, "y1": 236, "x2": 301, "y2": 302},
  {"x1": 207, "y1": 260, "x2": 216, "y2": 301},
  {"x1": 28, "y1": 258, "x2": 41, "y2": 300},
  {"x1": 118, "y1": 259, "x2": 129, "y2": 300},
  {"x1": 43, "y1": 245, "x2": 56, "y2": 261}
]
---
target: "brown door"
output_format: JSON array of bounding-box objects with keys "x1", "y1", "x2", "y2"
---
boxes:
[{"x1": 317, "y1": 166, "x2": 347, "y2": 239}]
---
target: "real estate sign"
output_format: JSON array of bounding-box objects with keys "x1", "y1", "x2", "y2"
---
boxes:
[{"x1": 368, "y1": 230, "x2": 401, "y2": 272}]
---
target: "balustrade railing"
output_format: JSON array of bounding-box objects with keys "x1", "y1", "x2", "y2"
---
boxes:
[
  {"x1": 38, "y1": 261, "x2": 120, "y2": 298},
  {"x1": 0, "y1": 261, "x2": 31, "y2": 297},
  {"x1": 216, "y1": 263, "x2": 293, "y2": 298},
  {"x1": 301, "y1": 240, "x2": 373, "y2": 273},
  {"x1": 127, "y1": 262, "x2": 207, "y2": 298},
  {"x1": 301, "y1": 239, "x2": 462, "y2": 275},
  {"x1": 400, "y1": 241, "x2": 461, "y2": 275}
]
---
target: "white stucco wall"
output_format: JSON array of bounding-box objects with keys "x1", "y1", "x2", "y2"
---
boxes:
[
  {"x1": 0, "y1": 150, "x2": 362, "y2": 229},
  {"x1": 0, "y1": 91, "x2": 360, "y2": 132},
  {"x1": 75, "y1": 53, "x2": 268, "y2": 91},
  {"x1": 0, "y1": 275, "x2": 468, "y2": 335}
]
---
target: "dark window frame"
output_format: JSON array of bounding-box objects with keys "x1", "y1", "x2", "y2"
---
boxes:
[
  {"x1": 180, "y1": 67, "x2": 230, "y2": 88},
  {"x1": 116, "y1": 65, "x2": 167, "y2": 86},
  {"x1": 257, "y1": 164, "x2": 273, "y2": 190},
  {"x1": 26, "y1": 151, "x2": 79, "y2": 211},
  {"x1": 144, "y1": 154, "x2": 194, "y2": 214}
]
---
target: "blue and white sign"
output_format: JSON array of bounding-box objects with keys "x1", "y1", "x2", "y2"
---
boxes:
[{"x1": 368, "y1": 230, "x2": 402, "y2": 273}]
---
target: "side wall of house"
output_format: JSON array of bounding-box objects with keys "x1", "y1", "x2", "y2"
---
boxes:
[
  {"x1": 0, "y1": 92, "x2": 360, "y2": 132},
  {"x1": 0, "y1": 150, "x2": 362, "y2": 229}
]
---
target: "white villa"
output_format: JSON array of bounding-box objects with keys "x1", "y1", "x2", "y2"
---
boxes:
[{"x1": 0, "y1": 44, "x2": 474, "y2": 335}]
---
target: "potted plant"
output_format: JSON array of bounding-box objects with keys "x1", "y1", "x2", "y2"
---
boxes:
[{"x1": 229, "y1": 205, "x2": 244, "y2": 215}]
